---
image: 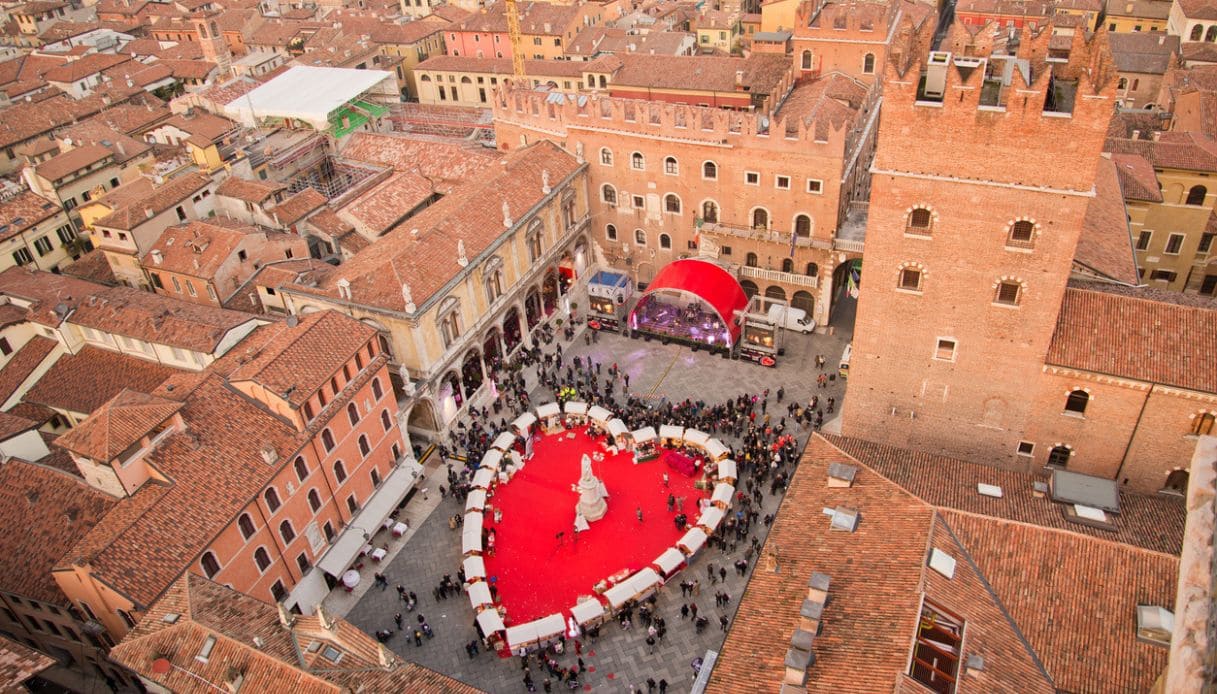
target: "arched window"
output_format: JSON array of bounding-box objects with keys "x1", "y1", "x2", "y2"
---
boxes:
[
  {"x1": 664, "y1": 194, "x2": 681, "y2": 214},
  {"x1": 806, "y1": 263, "x2": 818, "y2": 277},
  {"x1": 201, "y1": 551, "x2": 221, "y2": 579},
  {"x1": 602, "y1": 184, "x2": 617, "y2": 206},
  {"x1": 702, "y1": 161, "x2": 717, "y2": 179},
  {"x1": 372, "y1": 378, "x2": 383, "y2": 400},
  {"x1": 1191, "y1": 24, "x2": 1204, "y2": 41},
  {"x1": 1186, "y1": 185, "x2": 1207, "y2": 206},
  {"x1": 264, "y1": 488, "x2": 281, "y2": 513},
  {"x1": 781, "y1": 258, "x2": 794, "y2": 273},
  {"x1": 907, "y1": 208, "x2": 932, "y2": 234},
  {"x1": 600, "y1": 147, "x2": 613, "y2": 165},
  {"x1": 238, "y1": 513, "x2": 256, "y2": 540},
  {"x1": 1008, "y1": 220, "x2": 1035, "y2": 248},
  {"x1": 293, "y1": 456, "x2": 308, "y2": 482},
  {"x1": 381, "y1": 409, "x2": 392, "y2": 431},
  {"x1": 752, "y1": 208, "x2": 769, "y2": 230},
  {"x1": 254, "y1": 547, "x2": 271, "y2": 571},
  {"x1": 334, "y1": 460, "x2": 347, "y2": 483},
  {"x1": 800, "y1": 50, "x2": 812, "y2": 70},
  {"x1": 659, "y1": 233, "x2": 672, "y2": 249},
  {"x1": 347, "y1": 402, "x2": 360, "y2": 426},
  {"x1": 1064, "y1": 390, "x2": 1089, "y2": 414},
  {"x1": 702, "y1": 200, "x2": 718, "y2": 223},
  {"x1": 606, "y1": 224, "x2": 617, "y2": 241},
  {"x1": 307, "y1": 489, "x2": 321, "y2": 512},
  {"x1": 1163, "y1": 470, "x2": 1190, "y2": 495},
  {"x1": 898, "y1": 266, "x2": 923, "y2": 291},
  {"x1": 1118, "y1": 77, "x2": 1128, "y2": 90},
  {"x1": 634, "y1": 228, "x2": 646, "y2": 245},
  {"x1": 631, "y1": 152, "x2": 644, "y2": 170},
  {"x1": 664, "y1": 156, "x2": 678, "y2": 175},
  {"x1": 1208, "y1": 26, "x2": 1217, "y2": 42},
  {"x1": 279, "y1": 520, "x2": 296, "y2": 544},
  {"x1": 1047, "y1": 445, "x2": 1071, "y2": 468},
  {"x1": 745, "y1": 252, "x2": 758, "y2": 268},
  {"x1": 321, "y1": 428, "x2": 335, "y2": 452},
  {"x1": 358, "y1": 435, "x2": 371, "y2": 457},
  {"x1": 863, "y1": 53, "x2": 875, "y2": 74},
  {"x1": 1192, "y1": 412, "x2": 1216, "y2": 436},
  {"x1": 794, "y1": 214, "x2": 811, "y2": 238},
  {"x1": 526, "y1": 222, "x2": 544, "y2": 262}
]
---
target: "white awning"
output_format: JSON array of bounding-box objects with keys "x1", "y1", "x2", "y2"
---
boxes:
[
  {"x1": 534, "y1": 613, "x2": 565, "y2": 640},
  {"x1": 608, "y1": 419, "x2": 628, "y2": 438},
  {"x1": 512, "y1": 412, "x2": 537, "y2": 432},
  {"x1": 564, "y1": 401, "x2": 588, "y2": 415},
  {"x1": 652, "y1": 547, "x2": 685, "y2": 575},
  {"x1": 629, "y1": 568, "x2": 660, "y2": 594},
  {"x1": 684, "y1": 428, "x2": 710, "y2": 447},
  {"x1": 315, "y1": 460, "x2": 422, "y2": 576},
  {"x1": 678, "y1": 527, "x2": 708, "y2": 556},
  {"x1": 604, "y1": 580, "x2": 637, "y2": 609},
  {"x1": 705, "y1": 439, "x2": 730, "y2": 460},
  {"x1": 492, "y1": 432, "x2": 516, "y2": 451},
  {"x1": 465, "y1": 489, "x2": 487, "y2": 512},
  {"x1": 477, "y1": 609, "x2": 505, "y2": 635},
  {"x1": 465, "y1": 511, "x2": 484, "y2": 530},
  {"x1": 506, "y1": 622, "x2": 539, "y2": 650},
  {"x1": 632, "y1": 426, "x2": 657, "y2": 444},
  {"x1": 472, "y1": 468, "x2": 495, "y2": 489},
  {"x1": 587, "y1": 405, "x2": 613, "y2": 426},
  {"x1": 570, "y1": 599, "x2": 605, "y2": 625},
  {"x1": 481, "y1": 450, "x2": 503, "y2": 471},
  {"x1": 711, "y1": 483, "x2": 734, "y2": 507},
  {"x1": 717, "y1": 459, "x2": 738, "y2": 480},
  {"x1": 462, "y1": 524, "x2": 482, "y2": 555},
  {"x1": 467, "y1": 581, "x2": 493, "y2": 608},
  {"x1": 463, "y1": 556, "x2": 486, "y2": 580},
  {"x1": 536, "y1": 402, "x2": 561, "y2": 419},
  {"x1": 659, "y1": 424, "x2": 684, "y2": 440},
  {"x1": 698, "y1": 507, "x2": 725, "y2": 532},
  {"x1": 284, "y1": 568, "x2": 329, "y2": 615}
]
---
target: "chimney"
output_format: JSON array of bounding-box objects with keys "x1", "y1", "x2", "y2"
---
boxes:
[
  {"x1": 1151, "y1": 131, "x2": 1160, "y2": 141},
  {"x1": 337, "y1": 277, "x2": 351, "y2": 300},
  {"x1": 276, "y1": 602, "x2": 296, "y2": 629},
  {"x1": 223, "y1": 667, "x2": 245, "y2": 693},
  {"x1": 150, "y1": 249, "x2": 163, "y2": 265},
  {"x1": 1131, "y1": 129, "x2": 1140, "y2": 140},
  {"x1": 806, "y1": 573, "x2": 830, "y2": 604},
  {"x1": 259, "y1": 443, "x2": 278, "y2": 465},
  {"x1": 734, "y1": 70, "x2": 744, "y2": 88},
  {"x1": 145, "y1": 207, "x2": 155, "y2": 219},
  {"x1": 826, "y1": 463, "x2": 856, "y2": 488}
]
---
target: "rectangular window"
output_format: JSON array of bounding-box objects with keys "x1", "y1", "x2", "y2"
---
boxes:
[
  {"x1": 1150, "y1": 269, "x2": 1177, "y2": 282},
  {"x1": 934, "y1": 338, "x2": 957, "y2": 361},
  {"x1": 0, "y1": 337, "x2": 9, "y2": 356},
  {"x1": 632, "y1": 195, "x2": 644, "y2": 209},
  {"x1": 994, "y1": 282, "x2": 1021, "y2": 306},
  {"x1": 56, "y1": 225, "x2": 75, "y2": 245},
  {"x1": 172, "y1": 276, "x2": 182, "y2": 293},
  {"x1": 745, "y1": 172, "x2": 759, "y2": 186},
  {"x1": 775, "y1": 175, "x2": 791, "y2": 190},
  {"x1": 12, "y1": 248, "x2": 32, "y2": 266},
  {"x1": 32, "y1": 238, "x2": 52, "y2": 259},
  {"x1": 150, "y1": 273, "x2": 163, "y2": 289},
  {"x1": 1164, "y1": 233, "x2": 1185, "y2": 255},
  {"x1": 1016, "y1": 441, "x2": 1034, "y2": 456},
  {"x1": 720, "y1": 246, "x2": 732, "y2": 256},
  {"x1": 186, "y1": 281, "x2": 197, "y2": 297},
  {"x1": 1200, "y1": 233, "x2": 1215, "y2": 254},
  {"x1": 909, "y1": 603, "x2": 964, "y2": 693},
  {"x1": 899, "y1": 268, "x2": 921, "y2": 291},
  {"x1": 806, "y1": 179, "x2": 823, "y2": 194},
  {"x1": 1135, "y1": 230, "x2": 1151, "y2": 251}
]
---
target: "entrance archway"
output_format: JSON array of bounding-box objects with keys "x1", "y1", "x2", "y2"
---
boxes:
[
  {"x1": 460, "y1": 349, "x2": 484, "y2": 400},
  {"x1": 440, "y1": 370, "x2": 463, "y2": 422},
  {"x1": 765, "y1": 285, "x2": 787, "y2": 302},
  {"x1": 525, "y1": 288, "x2": 542, "y2": 329},
  {"x1": 406, "y1": 399, "x2": 440, "y2": 453},
  {"x1": 740, "y1": 280, "x2": 759, "y2": 298},
  {"x1": 483, "y1": 328, "x2": 502, "y2": 369},
  {"x1": 792, "y1": 290, "x2": 814, "y2": 315},
  {"x1": 503, "y1": 307, "x2": 523, "y2": 352},
  {"x1": 1163, "y1": 469, "x2": 1189, "y2": 495},
  {"x1": 542, "y1": 269, "x2": 560, "y2": 315}
]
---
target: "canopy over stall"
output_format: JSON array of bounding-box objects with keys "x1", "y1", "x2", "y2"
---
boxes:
[
  {"x1": 587, "y1": 405, "x2": 613, "y2": 426},
  {"x1": 632, "y1": 426, "x2": 657, "y2": 444},
  {"x1": 677, "y1": 527, "x2": 708, "y2": 555},
  {"x1": 717, "y1": 459, "x2": 738, "y2": 481},
  {"x1": 604, "y1": 580, "x2": 637, "y2": 609},
  {"x1": 465, "y1": 489, "x2": 487, "y2": 512},
  {"x1": 477, "y1": 609, "x2": 505, "y2": 635},
  {"x1": 571, "y1": 599, "x2": 606, "y2": 625},
  {"x1": 463, "y1": 556, "x2": 486, "y2": 580},
  {"x1": 467, "y1": 581, "x2": 493, "y2": 608},
  {"x1": 711, "y1": 483, "x2": 734, "y2": 508},
  {"x1": 659, "y1": 425, "x2": 684, "y2": 441},
  {"x1": 480, "y1": 450, "x2": 503, "y2": 471},
  {"x1": 536, "y1": 402, "x2": 561, "y2": 419},
  {"x1": 698, "y1": 507, "x2": 725, "y2": 532},
  {"x1": 465, "y1": 510, "x2": 484, "y2": 530},
  {"x1": 511, "y1": 412, "x2": 537, "y2": 433},
  {"x1": 628, "y1": 568, "x2": 660, "y2": 595},
  {"x1": 652, "y1": 547, "x2": 686, "y2": 575},
  {"x1": 564, "y1": 401, "x2": 588, "y2": 415},
  {"x1": 461, "y1": 525, "x2": 482, "y2": 555},
  {"x1": 705, "y1": 438, "x2": 730, "y2": 460},
  {"x1": 608, "y1": 419, "x2": 629, "y2": 439},
  {"x1": 684, "y1": 429, "x2": 710, "y2": 447},
  {"x1": 471, "y1": 468, "x2": 495, "y2": 489},
  {"x1": 492, "y1": 432, "x2": 517, "y2": 451},
  {"x1": 505, "y1": 622, "x2": 540, "y2": 650},
  {"x1": 534, "y1": 613, "x2": 566, "y2": 641}
]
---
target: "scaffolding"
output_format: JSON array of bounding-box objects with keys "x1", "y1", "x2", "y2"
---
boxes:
[{"x1": 388, "y1": 103, "x2": 495, "y2": 146}]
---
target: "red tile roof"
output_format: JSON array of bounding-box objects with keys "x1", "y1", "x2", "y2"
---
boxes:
[
  {"x1": 1075, "y1": 156, "x2": 1140, "y2": 285},
  {"x1": 0, "y1": 410, "x2": 37, "y2": 441},
  {"x1": 612, "y1": 52, "x2": 790, "y2": 94},
  {"x1": 0, "y1": 336, "x2": 57, "y2": 405},
  {"x1": 1110, "y1": 152, "x2": 1162, "y2": 202},
  {"x1": 0, "y1": 635, "x2": 54, "y2": 689},
  {"x1": 43, "y1": 53, "x2": 132, "y2": 83},
  {"x1": 0, "y1": 190, "x2": 64, "y2": 243},
  {"x1": 33, "y1": 144, "x2": 114, "y2": 184},
  {"x1": 336, "y1": 171, "x2": 434, "y2": 236},
  {"x1": 93, "y1": 172, "x2": 213, "y2": 231},
  {"x1": 1105, "y1": 131, "x2": 1217, "y2": 173},
  {"x1": 216, "y1": 176, "x2": 286, "y2": 204},
  {"x1": 68, "y1": 286, "x2": 260, "y2": 353},
  {"x1": 272, "y1": 188, "x2": 327, "y2": 225},
  {"x1": 56, "y1": 389, "x2": 183, "y2": 462},
  {"x1": 1046, "y1": 284, "x2": 1217, "y2": 393},
  {"x1": 0, "y1": 458, "x2": 115, "y2": 603},
  {"x1": 338, "y1": 132, "x2": 494, "y2": 187},
  {"x1": 24, "y1": 346, "x2": 179, "y2": 415},
  {"x1": 144, "y1": 219, "x2": 258, "y2": 278},
  {"x1": 0, "y1": 267, "x2": 102, "y2": 326}
]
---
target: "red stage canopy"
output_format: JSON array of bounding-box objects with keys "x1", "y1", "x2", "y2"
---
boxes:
[{"x1": 642, "y1": 259, "x2": 748, "y2": 341}]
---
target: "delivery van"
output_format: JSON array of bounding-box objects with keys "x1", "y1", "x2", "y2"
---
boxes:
[{"x1": 766, "y1": 305, "x2": 816, "y2": 334}]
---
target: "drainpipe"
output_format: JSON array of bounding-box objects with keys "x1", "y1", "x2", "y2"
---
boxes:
[{"x1": 1114, "y1": 383, "x2": 1153, "y2": 485}]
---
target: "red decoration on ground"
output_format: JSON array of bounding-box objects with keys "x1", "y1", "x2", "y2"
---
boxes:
[{"x1": 480, "y1": 427, "x2": 704, "y2": 624}]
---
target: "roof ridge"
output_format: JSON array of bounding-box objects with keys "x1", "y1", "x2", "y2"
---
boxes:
[{"x1": 937, "y1": 505, "x2": 1183, "y2": 560}]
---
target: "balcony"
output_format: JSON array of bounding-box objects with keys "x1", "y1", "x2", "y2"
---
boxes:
[
  {"x1": 739, "y1": 265, "x2": 818, "y2": 289},
  {"x1": 700, "y1": 221, "x2": 826, "y2": 249}
]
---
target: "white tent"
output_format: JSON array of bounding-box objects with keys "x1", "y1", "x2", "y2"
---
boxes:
[
  {"x1": 684, "y1": 428, "x2": 710, "y2": 447},
  {"x1": 512, "y1": 412, "x2": 537, "y2": 432},
  {"x1": 604, "y1": 580, "x2": 637, "y2": 609},
  {"x1": 477, "y1": 609, "x2": 505, "y2": 635},
  {"x1": 570, "y1": 599, "x2": 605, "y2": 625},
  {"x1": 608, "y1": 418, "x2": 629, "y2": 439},
  {"x1": 717, "y1": 459, "x2": 738, "y2": 481},
  {"x1": 462, "y1": 556, "x2": 486, "y2": 580},
  {"x1": 629, "y1": 568, "x2": 660, "y2": 595},
  {"x1": 705, "y1": 438, "x2": 730, "y2": 460},
  {"x1": 632, "y1": 426, "x2": 657, "y2": 444},
  {"x1": 481, "y1": 450, "x2": 503, "y2": 471},
  {"x1": 711, "y1": 483, "x2": 734, "y2": 508},
  {"x1": 467, "y1": 581, "x2": 493, "y2": 608},
  {"x1": 677, "y1": 527, "x2": 708, "y2": 556},
  {"x1": 534, "y1": 613, "x2": 565, "y2": 640},
  {"x1": 465, "y1": 511, "x2": 484, "y2": 530},
  {"x1": 471, "y1": 468, "x2": 495, "y2": 489},
  {"x1": 461, "y1": 525, "x2": 482, "y2": 555},
  {"x1": 659, "y1": 424, "x2": 684, "y2": 441},
  {"x1": 587, "y1": 405, "x2": 613, "y2": 426},
  {"x1": 698, "y1": 506, "x2": 725, "y2": 532},
  {"x1": 465, "y1": 489, "x2": 487, "y2": 512},
  {"x1": 491, "y1": 431, "x2": 516, "y2": 451},
  {"x1": 536, "y1": 402, "x2": 561, "y2": 419},
  {"x1": 564, "y1": 401, "x2": 588, "y2": 415},
  {"x1": 652, "y1": 547, "x2": 685, "y2": 575},
  {"x1": 506, "y1": 622, "x2": 540, "y2": 650}
]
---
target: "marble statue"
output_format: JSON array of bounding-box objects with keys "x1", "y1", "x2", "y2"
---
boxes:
[{"x1": 575, "y1": 453, "x2": 607, "y2": 522}]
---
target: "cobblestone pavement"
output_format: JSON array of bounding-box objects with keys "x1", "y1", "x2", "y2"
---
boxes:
[{"x1": 347, "y1": 295, "x2": 855, "y2": 692}]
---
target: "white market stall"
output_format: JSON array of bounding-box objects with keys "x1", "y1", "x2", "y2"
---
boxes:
[
  {"x1": 465, "y1": 489, "x2": 487, "y2": 512},
  {"x1": 564, "y1": 401, "x2": 588, "y2": 415},
  {"x1": 684, "y1": 428, "x2": 710, "y2": 448},
  {"x1": 704, "y1": 438, "x2": 730, "y2": 461},
  {"x1": 471, "y1": 467, "x2": 495, "y2": 489},
  {"x1": 587, "y1": 405, "x2": 614, "y2": 428},
  {"x1": 463, "y1": 555, "x2": 486, "y2": 581},
  {"x1": 603, "y1": 580, "x2": 637, "y2": 609},
  {"x1": 511, "y1": 412, "x2": 538, "y2": 436},
  {"x1": 467, "y1": 581, "x2": 493, "y2": 609},
  {"x1": 491, "y1": 431, "x2": 517, "y2": 451},
  {"x1": 534, "y1": 613, "x2": 566, "y2": 641},
  {"x1": 711, "y1": 483, "x2": 734, "y2": 509},
  {"x1": 658, "y1": 425, "x2": 684, "y2": 445},
  {"x1": 570, "y1": 598, "x2": 606, "y2": 626},
  {"x1": 717, "y1": 459, "x2": 738, "y2": 484},
  {"x1": 480, "y1": 450, "x2": 503, "y2": 471},
  {"x1": 677, "y1": 527, "x2": 708, "y2": 556},
  {"x1": 632, "y1": 426, "x2": 658, "y2": 461},
  {"x1": 628, "y1": 568, "x2": 661, "y2": 598},
  {"x1": 505, "y1": 622, "x2": 540, "y2": 651},
  {"x1": 607, "y1": 418, "x2": 629, "y2": 445},
  {"x1": 536, "y1": 403, "x2": 562, "y2": 431},
  {"x1": 476, "y1": 609, "x2": 505, "y2": 637},
  {"x1": 461, "y1": 524, "x2": 483, "y2": 556},
  {"x1": 652, "y1": 547, "x2": 686, "y2": 577},
  {"x1": 698, "y1": 506, "x2": 726, "y2": 533}
]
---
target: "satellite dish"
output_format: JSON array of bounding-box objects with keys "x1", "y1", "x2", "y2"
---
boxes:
[{"x1": 286, "y1": 315, "x2": 299, "y2": 327}]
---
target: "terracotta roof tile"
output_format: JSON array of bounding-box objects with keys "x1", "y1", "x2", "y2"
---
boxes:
[
  {"x1": 301, "y1": 208, "x2": 353, "y2": 237},
  {"x1": 68, "y1": 285, "x2": 259, "y2": 353},
  {"x1": 1075, "y1": 156, "x2": 1140, "y2": 285},
  {"x1": 43, "y1": 53, "x2": 132, "y2": 83},
  {"x1": 1046, "y1": 284, "x2": 1217, "y2": 393},
  {"x1": 144, "y1": 219, "x2": 257, "y2": 278},
  {"x1": 338, "y1": 131, "x2": 494, "y2": 187},
  {"x1": 1108, "y1": 31, "x2": 1179, "y2": 75},
  {"x1": 0, "y1": 336, "x2": 57, "y2": 404},
  {"x1": 93, "y1": 172, "x2": 212, "y2": 231},
  {"x1": 0, "y1": 635, "x2": 54, "y2": 689},
  {"x1": 0, "y1": 267, "x2": 103, "y2": 326},
  {"x1": 273, "y1": 188, "x2": 326, "y2": 225},
  {"x1": 56, "y1": 389, "x2": 183, "y2": 462},
  {"x1": 1110, "y1": 152, "x2": 1162, "y2": 201},
  {"x1": 0, "y1": 410, "x2": 36, "y2": 440},
  {"x1": 612, "y1": 52, "x2": 790, "y2": 94},
  {"x1": 454, "y1": 1, "x2": 581, "y2": 34},
  {"x1": 216, "y1": 176, "x2": 286, "y2": 204},
  {"x1": 417, "y1": 54, "x2": 598, "y2": 78},
  {"x1": 33, "y1": 144, "x2": 114, "y2": 184},
  {"x1": 0, "y1": 191, "x2": 63, "y2": 243},
  {"x1": 61, "y1": 249, "x2": 118, "y2": 285},
  {"x1": 24, "y1": 346, "x2": 179, "y2": 415},
  {"x1": 336, "y1": 171, "x2": 434, "y2": 236},
  {"x1": 1105, "y1": 131, "x2": 1217, "y2": 172},
  {"x1": 0, "y1": 458, "x2": 115, "y2": 603}
]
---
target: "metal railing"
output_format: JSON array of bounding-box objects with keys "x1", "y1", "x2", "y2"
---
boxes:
[{"x1": 739, "y1": 265, "x2": 818, "y2": 289}]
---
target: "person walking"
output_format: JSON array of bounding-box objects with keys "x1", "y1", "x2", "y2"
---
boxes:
[
  {"x1": 636, "y1": 506, "x2": 644, "y2": 523},
  {"x1": 719, "y1": 615, "x2": 729, "y2": 632},
  {"x1": 394, "y1": 613, "x2": 403, "y2": 630}
]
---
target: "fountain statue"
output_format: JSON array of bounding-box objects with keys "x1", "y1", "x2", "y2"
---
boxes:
[{"x1": 575, "y1": 453, "x2": 607, "y2": 522}]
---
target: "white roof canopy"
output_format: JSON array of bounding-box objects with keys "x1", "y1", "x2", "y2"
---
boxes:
[
  {"x1": 477, "y1": 609, "x2": 506, "y2": 634},
  {"x1": 224, "y1": 66, "x2": 393, "y2": 130},
  {"x1": 472, "y1": 468, "x2": 495, "y2": 489},
  {"x1": 461, "y1": 525, "x2": 482, "y2": 555},
  {"x1": 315, "y1": 461, "x2": 420, "y2": 576},
  {"x1": 659, "y1": 425, "x2": 684, "y2": 440},
  {"x1": 534, "y1": 613, "x2": 565, "y2": 640},
  {"x1": 465, "y1": 489, "x2": 487, "y2": 512},
  {"x1": 632, "y1": 426, "x2": 657, "y2": 444},
  {"x1": 465, "y1": 511, "x2": 484, "y2": 530},
  {"x1": 705, "y1": 438, "x2": 730, "y2": 460},
  {"x1": 492, "y1": 432, "x2": 516, "y2": 451},
  {"x1": 462, "y1": 556, "x2": 486, "y2": 580},
  {"x1": 571, "y1": 599, "x2": 605, "y2": 625},
  {"x1": 698, "y1": 507, "x2": 725, "y2": 532},
  {"x1": 711, "y1": 483, "x2": 734, "y2": 507},
  {"x1": 587, "y1": 405, "x2": 613, "y2": 425},
  {"x1": 536, "y1": 402, "x2": 561, "y2": 419},
  {"x1": 652, "y1": 547, "x2": 685, "y2": 574},
  {"x1": 604, "y1": 580, "x2": 637, "y2": 609},
  {"x1": 684, "y1": 428, "x2": 710, "y2": 446},
  {"x1": 505, "y1": 622, "x2": 539, "y2": 650},
  {"x1": 467, "y1": 581, "x2": 493, "y2": 608},
  {"x1": 564, "y1": 401, "x2": 588, "y2": 415},
  {"x1": 628, "y1": 568, "x2": 660, "y2": 594},
  {"x1": 608, "y1": 419, "x2": 629, "y2": 438},
  {"x1": 512, "y1": 412, "x2": 537, "y2": 432},
  {"x1": 717, "y1": 459, "x2": 738, "y2": 480},
  {"x1": 678, "y1": 527, "x2": 708, "y2": 555},
  {"x1": 481, "y1": 450, "x2": 503, "y2": 471}
]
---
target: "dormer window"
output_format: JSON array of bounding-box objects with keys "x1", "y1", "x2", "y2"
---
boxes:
[{"x1": 909, "y1": 603, "x2": 963, "y2": 693}]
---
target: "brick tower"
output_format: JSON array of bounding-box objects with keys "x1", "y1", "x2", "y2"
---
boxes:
[
  {"x1": 192, "y1": 10, "x2": 231, "y2": 80},
  {"x1": 840, "y1": 24, "x2": 1118, "y2": 466}
]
